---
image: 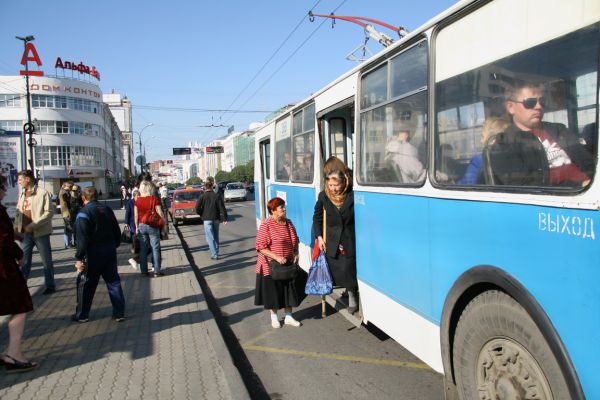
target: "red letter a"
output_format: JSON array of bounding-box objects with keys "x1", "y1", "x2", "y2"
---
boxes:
[{"x1": 20, "y1": 42, "x2": 44, "y2": 76}]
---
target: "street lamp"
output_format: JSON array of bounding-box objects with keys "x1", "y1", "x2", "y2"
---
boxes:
[
  {"x1": 134, "y1": 123, "x2": 153, "y2": 173},
  {"x1": 16, "y1": 35, "x2": 36, "y2": 174}
]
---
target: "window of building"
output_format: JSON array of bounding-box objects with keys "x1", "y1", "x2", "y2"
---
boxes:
[
  {"x1": 0, "y1": 94, "x2": 23, "y2": 108},
  {"x1": 0, "y1": 121, "x2": 22, "y2": 131}
]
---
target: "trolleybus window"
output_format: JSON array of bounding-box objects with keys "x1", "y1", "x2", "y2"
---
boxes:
[
  {"x1": 358, "y1": 41, "x2": 428, "y2": 186},
  {"x1": 435, "y1": 21, "x2": 599, "y2": 190},
  {"x1": 275, "y1": 116, "x2": 291, "y2": 181},
  {"x1": 291, "y1": 103, "x2": 315, "y2": 183}
]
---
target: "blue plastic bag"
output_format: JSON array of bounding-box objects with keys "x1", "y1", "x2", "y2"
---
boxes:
[{"x1": 305, "y1": 250, "x2": 333, "y2": 295}]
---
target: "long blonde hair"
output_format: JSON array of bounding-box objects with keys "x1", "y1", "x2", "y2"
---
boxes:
[{"x1": 139, "y1": 180, "x2": 155, "y2": 197}]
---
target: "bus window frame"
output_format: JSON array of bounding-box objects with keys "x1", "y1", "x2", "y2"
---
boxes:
[
  {"x1": 357, "y1": 37, "x2": 430, "y2": 188},
  {"x1": 290, "y1": 102, "x2": 316, "y2": 184},
  {"x1": 430, "y1": 14, "x2": 599, "y2": 195}
]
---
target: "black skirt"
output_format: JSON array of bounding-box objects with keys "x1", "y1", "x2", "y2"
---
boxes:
[
  {"x1": 326, "y1": 253, "x2": 357, "y2": 289},
  {"x1": 254, "y1": 270, "x2": 307, "y2": 310}
]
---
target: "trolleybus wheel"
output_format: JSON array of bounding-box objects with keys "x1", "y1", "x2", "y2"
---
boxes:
[{"x1": 452, "y1": 290, "x2": 569, "y2": 400}]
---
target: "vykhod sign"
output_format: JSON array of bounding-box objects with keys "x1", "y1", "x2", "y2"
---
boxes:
[{"x1": 19, "y1": 41, "x2": 101, "y2": 81}]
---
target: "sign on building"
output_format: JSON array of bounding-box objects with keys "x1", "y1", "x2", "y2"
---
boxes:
[
  {"x1": 205, "y1": 146, "x2": 224, "y2": 154},
  {"x1": 173, "y1": 147, "x2": 192, "y2": 155},
  {"x1": 0, "y1": 131, "x2": 23, "y2": 218}
]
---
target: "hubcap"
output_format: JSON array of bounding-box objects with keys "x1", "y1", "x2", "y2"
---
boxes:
[{"x1": 476, "y1": 338, "x2": 552, "y2": 400}]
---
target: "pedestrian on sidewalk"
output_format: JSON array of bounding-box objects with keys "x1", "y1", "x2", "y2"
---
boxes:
[
  {"x1": 125, "y1": 188, "x2": 141, "y2": 270},
  {"x1": 194, "y1": 181, "x2": 227, "y2": 260},
  {"x1": 0, "y1": 174, "x2": 38, "y2": 372},
  {"x1": 69, "y1": 184, "x2": 83, "y2": 247},
  {"x1": 254, "y1": 197, "x2": 305, "y2": 328},
  {"x1": 59, "y1": 181, "x2": 74, "y2": 249},
  {"x1": 72, "y1": 186, "x2": 125, "y2": 322},
  {"x1": 120, "y1": 185, "x2": 127, "y2": 209},
  {"x1": 14, "y1": 170, "x2": 56, "y2": 295},
  {"x1": 135, "y1": 181, "x2": 166, "y2": 277}
]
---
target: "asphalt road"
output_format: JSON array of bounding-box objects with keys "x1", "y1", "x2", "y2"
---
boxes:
[{"x1": 177, "y1": 199, "x2": 445, "y2": 400}]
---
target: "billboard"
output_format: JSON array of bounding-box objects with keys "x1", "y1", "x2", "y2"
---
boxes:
[
  {"x1": 205, "y1": 146, "x2": 224, "y2": 154},
  {"x1": 173, "y1": 147, "x2": 191, "y2": 155},
  {"x1": 0, "y1": 131, "x2": 23, "y2": 219}
]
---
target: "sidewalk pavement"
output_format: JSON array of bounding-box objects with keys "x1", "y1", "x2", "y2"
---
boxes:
[{"x1": 0, "y1": 209, "x2": 249, "y2": 400}]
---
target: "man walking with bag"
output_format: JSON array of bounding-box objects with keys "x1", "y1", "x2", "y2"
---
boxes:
[
  {"x1": 72, "y1": 186, "x2": 125, "y2": 322},
  {"x1": 195, "y1": 182, "x2": 227, "y2": 260}
]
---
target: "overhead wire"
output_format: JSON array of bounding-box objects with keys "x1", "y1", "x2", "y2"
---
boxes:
[
  {"x1": 222, "y1": 0, "x2": 348, "y2": 126},
  {"x1": 217, "y1": 0, "x2": 322, "y2": 123}
]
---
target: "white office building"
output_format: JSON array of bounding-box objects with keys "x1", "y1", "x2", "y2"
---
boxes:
[{"x1": 0, "y1": 75, "x2": 125, "y2": 196}]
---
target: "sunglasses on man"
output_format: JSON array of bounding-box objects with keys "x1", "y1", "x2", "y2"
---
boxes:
[{"x1": 510, "y1": 97, "x2": 546, "y2": 109}]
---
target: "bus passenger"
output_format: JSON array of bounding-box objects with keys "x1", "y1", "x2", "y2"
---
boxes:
[
  {"x1": 312, "y1": 157, "x2": 359, "y2": 314},
  {"x1": 487, "y1": 82, "x2": 593, "y2": 187},
  {"x1": 385, "y1": 130, "x2": 425, "y2": 184},
  {"x1": 458, "y1": 116, "x2": 510, "y2": 185}
]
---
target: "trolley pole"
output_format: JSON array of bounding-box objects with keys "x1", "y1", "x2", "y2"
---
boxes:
[{"x1": 16, "y1": 35, "x2": 36, "y2": 175}]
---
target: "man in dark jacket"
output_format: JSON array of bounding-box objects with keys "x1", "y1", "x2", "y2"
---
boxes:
[
  {"x1": 195, "y1": 182, "x2": 228, "y2": 260},
  {"x1": 72, "y1": 186, "x2": 125, "y2": 322},
  {"x1": 487, "y1": 82, "x2": 594, "y2": 187}
]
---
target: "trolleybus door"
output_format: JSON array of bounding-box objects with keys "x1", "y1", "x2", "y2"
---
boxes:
[{"x1": 258, "y1": 138, "x2": 271, "y2": 221}]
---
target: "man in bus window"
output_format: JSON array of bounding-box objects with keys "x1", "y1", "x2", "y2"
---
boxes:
[
  {"x1": 486, "y1": 82, "x2": 594, "y2": 187},
  {"x1": 278, "y1": 152, "x2": 291, "y2": 180}
]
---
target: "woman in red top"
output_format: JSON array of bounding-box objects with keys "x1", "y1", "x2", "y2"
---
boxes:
[
  {"x1": 134, "y1": 181, "x2": 166, "y2": 277},
  {"x1": 254, "y1": 197, "x2": 305, "y2": 328},
  {"x1": 0, "y1": 175, "x2": 37, "y2": 372}
]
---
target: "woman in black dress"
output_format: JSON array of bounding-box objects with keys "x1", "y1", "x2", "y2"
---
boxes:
[
  {"x1": 312, "y1": 157, "x2": 359, "y2": 314},
  {"x1": 0, "y1": 174, "x2": 37, "y2": 372}
]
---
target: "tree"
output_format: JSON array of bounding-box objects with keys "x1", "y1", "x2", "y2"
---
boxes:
[
  {"x1": 185, "y1": 177, "x2": 203, "y2": 185},
  {"x1": 215, "y1": 170, "x2": 229, "y2": 182}
]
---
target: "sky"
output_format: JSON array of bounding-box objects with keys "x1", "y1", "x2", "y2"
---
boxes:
[{"x1": 1, "y1": 0, "x2": 458, "y2": 164}]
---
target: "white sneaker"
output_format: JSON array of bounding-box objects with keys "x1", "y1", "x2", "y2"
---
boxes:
[
  {"x1": 128, "y1": 258, "x2": 138, "y2": 270},
  {"x1": 271, "y1": 319, "x2": 281, "y2": 329},
  {"x1": 284, "y1": 316, "x2": 302, "y2": 327}
]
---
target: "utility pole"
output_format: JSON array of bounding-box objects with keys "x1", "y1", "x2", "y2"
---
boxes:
[{"x1": 16, "y1": 35, "x2": 37, "y2": 175}]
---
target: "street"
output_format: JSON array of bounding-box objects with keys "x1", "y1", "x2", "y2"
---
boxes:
[{"x1": 177, "y1": 198, "x2": 445, "y2": 400}]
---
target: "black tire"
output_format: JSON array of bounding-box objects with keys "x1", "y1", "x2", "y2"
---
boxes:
[
  {"x1": 453, "y1": 290, "x2": 570, "y2": 400},
  {"x1": 173, "y1": 220, "x2": 179, "y2": 227}
]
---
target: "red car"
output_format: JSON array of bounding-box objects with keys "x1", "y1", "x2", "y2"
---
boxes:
[{"x1": 171, "y1": 187, "x2": 203, "y2": 226}]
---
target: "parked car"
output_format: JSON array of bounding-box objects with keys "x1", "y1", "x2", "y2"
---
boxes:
[
  {"x1": 171, "y1": 187, "x2": 203, "y2": 226},
  {"x1": 224, "y1": 182, "x2": 247, "y2": 202}
]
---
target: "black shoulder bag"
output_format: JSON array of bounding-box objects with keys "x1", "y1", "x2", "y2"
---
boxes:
[{"x1": 268, "y1": 222, "x2": 298, "y2": 281}]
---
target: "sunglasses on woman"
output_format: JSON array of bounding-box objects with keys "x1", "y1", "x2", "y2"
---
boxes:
[{"x1": 510, "y1": 97, "x2": 546, "y2": 109}]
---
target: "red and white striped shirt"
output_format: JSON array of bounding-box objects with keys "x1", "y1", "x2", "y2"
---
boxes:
[{"x1": 255, "y1": 217, "x2": 298, "y2": 276}]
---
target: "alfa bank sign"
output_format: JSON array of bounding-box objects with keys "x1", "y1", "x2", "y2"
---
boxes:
[{"x1": 20, "y1": 42, "x2": 101, "y2": 81}]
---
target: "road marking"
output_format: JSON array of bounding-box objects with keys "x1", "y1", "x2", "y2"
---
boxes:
[
  {"x1": 242, "y1": 344, "x2": 431, "y2": 370},
  {"x1": 241, "y1": 332, "x2": 430, "y2": 370},
  {"x1": 242, "y1": 331, "x2": 276, "y2": 347}
]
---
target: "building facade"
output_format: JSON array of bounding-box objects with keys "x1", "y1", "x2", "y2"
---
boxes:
[
  {"x1": 0, "y1": 75, "x2": 125, "y2": 196},
  {"x1": 103, "y1": 91, "x2": 134, "y2": 176}
]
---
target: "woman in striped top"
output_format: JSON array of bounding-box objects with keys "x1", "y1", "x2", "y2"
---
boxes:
[{"x1": 254, "y1": 197, "x2": 305, "y2": 328}]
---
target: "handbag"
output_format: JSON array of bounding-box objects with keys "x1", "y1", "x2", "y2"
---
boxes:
[
  {"x1": 305, "y1": 250, "x2": 333, "y2": 295},
  {"x1": 121, "y1": 225, "x2": 132, "y2": 244},
  {"x1": 143, "y1": 199, "x2": 165, "y2": 230},
  {"x1": 266, "y1": 220, "x2": 299, "y2": 281},
  {"x1": 268, "y1": 259, "x2": 299, "y2": 281}
]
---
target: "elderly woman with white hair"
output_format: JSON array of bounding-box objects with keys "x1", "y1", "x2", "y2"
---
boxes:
[{"x1": 134, "y1": 181, "x2": 166, "y2": 277}]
